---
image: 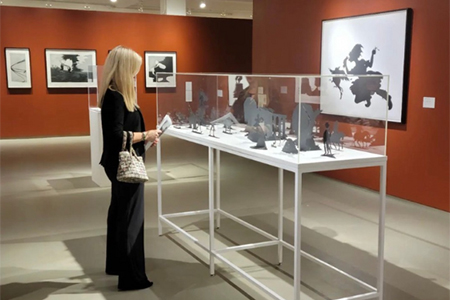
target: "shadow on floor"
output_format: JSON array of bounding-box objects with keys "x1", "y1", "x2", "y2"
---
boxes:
[
  {"x1": 47, "y1": 176, "x2": 100, "y2": 190},
  {"x1": 1, "y1": 281, "x2": 78, "y2": 300},
  {"x1": 62, "y1": 229, "x2": 254, "y2": 300},
  {"x1": 184, "y1": 212, "x2": 449, "y2": 300},
  {"x1": 2, "y1": 217, "x2": 447, "y2": 300}
]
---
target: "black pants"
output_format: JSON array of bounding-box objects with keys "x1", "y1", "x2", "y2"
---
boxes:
[{"x1": 104, "y1": 168, "x2": 150, "y2": 289}]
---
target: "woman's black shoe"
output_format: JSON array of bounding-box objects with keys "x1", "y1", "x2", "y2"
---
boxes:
[
  {"x1": 105, "y1": 270, "x2": 119, "y2": 276},
  {"x1": 118, "y1": 280, "x2": 153, "y2": 291}
]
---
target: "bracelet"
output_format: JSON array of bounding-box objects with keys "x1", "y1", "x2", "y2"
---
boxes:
[{"x1": 142, "y1": 131, "x2": 147, "y2": 142}]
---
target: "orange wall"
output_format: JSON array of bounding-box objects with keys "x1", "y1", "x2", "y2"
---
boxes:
[
  {"x1": 253, "y1": 0, "x2": 449, "y2": 211},
  {"x1": 0, "y1": 7, "x2": 252, "y2": 138}
]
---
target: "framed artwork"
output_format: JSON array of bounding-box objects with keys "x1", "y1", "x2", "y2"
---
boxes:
[
  {"x1": 320, "y1": 9, "x2": 413, "y2": 123},
  {"x1": 45, "y1": 49, "x2": 97, "y2": 88},
  {"x1": 228, "y1": 75, "x2": 249, "y2": 106},
  {"x1": 145, "y1": 51, "x2": 176, "y2": 88},
  {"x1": 5, "y1": 48, "x2": 32, "y2": 88}
]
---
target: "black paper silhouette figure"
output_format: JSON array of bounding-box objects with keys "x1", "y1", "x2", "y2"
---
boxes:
[
  {"x1": 282, "y1": 138, "x2": 298, "y2": 154},
  {"x1": 322, "y1": 122, "x2": 335, "y2": 158},
  {"x1": 344, "y1": 44, "x2": 376, "y2": 75},
  {"x1": 211, "y1": 112, "x2": 239, "y2": 134},
  {"x1": 251, "y1": 135, "x2": 267, "y2": 150},
  {"x1": 195, "y1": 90, "x2": 208, "y2": 125},
  {"x1": 188, "y1": 105, "x2": 202, "y2": 133},
  {"x1": 234, "y1": 76, "x2": 244, "y2": 98},
  {"x1": 209, "y1": 124, "x2": 216, "y2": 137},
  {"x1": 222, "y1": 119, "x2": 234, "y2": 134},
  {"x1": 246, "y1": 124, "x2": 269, "y2": 150},
  {"x1": 330, "y1": 44, "x2": 392, "y2": 110},
  {"x1": 353, "y1": 128, "x2": 374, "y2": 148},
  {"x1": 300, "y1": 78, "x2": 321, "y2": 96},
  {"x1": 329, "y1": 67, "x2": 349, "y2": 99},
  {"x1": 330, "y1": 122, "x2": 345, "y2": 150},
  {"x1": 291, "y1": 104, "x2": 321, "y2": 151},
  {"x1": 246, "y1": 127, "x2": 261, "y2": 142}
]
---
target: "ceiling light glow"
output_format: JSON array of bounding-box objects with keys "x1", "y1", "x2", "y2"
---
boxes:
[
  {"x1": 199, "y1": 2, "x2": 206, "y2": 9},
  {"x1": 110, "y1": 0, "x2": 117, "y2": 2}
]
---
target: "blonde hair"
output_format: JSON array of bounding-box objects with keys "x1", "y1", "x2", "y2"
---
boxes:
[{"x1": 98, "y1": 46, "x2": 142, "y2": 112}]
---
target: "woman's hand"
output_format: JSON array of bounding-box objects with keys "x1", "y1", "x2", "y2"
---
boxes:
[{"x1": 145, "y1": 129, "x2": 162, "y2": 144}]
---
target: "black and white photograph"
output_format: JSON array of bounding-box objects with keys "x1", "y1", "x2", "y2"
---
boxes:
[
  {"x1": 45, "y1": 49, "x2": 97, "y2": 88},
  {"x1": 320, "y1": 9, "x2": 412, "y2": 123},
  {"x1": 145, "y1": 51, "x2": 176, "y2": 88},
  {"x1": 5, "y1": 48, "x2": 32, "y2": 88},
  {"x1": 228, "y1": 75, "x2": 249, "y2": 106}
]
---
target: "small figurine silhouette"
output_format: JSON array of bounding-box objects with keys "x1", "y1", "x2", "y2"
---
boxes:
[
  {"x1": 209, "y1": 124, "x2": 216, "y2": 137},
  {"x1": 282, "y1": 138, "x2": 298, "y2": 154},
  {"x1": 222, "y1": 119, "x2": 233, "y2": 134},
  {"x1": 330, "y1": 121, "x2": 345, "y2": 150},
  {"x1": 322, "y1": 122, "x2": 335, "y2": 158},
  {"x1": 210, "y1": 112, "x2": 239, "y2": 135},
  {"x1": 251, "y1": 135, "x2": 267, "y2": 150},
  {"x1": 174, "y1": 112, "x2": 186, "y2": 128}
]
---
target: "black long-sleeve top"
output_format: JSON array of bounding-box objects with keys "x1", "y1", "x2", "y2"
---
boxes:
[{"x1": 100, "y1": 88, "x2": 146, "y2": 173}]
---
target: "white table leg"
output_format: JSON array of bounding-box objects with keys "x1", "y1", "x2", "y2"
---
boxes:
[
  {"x1": 216, "y1": 149, "x2": 221, "y2": 229},
  {"x1": 294, "y1": 171, "x2": 302, "y2": 300},
  {"x1": 377, "y1": 163, "x2": 387, "y2": 299},
  {"x1": 209, "y1": 147, "x2": 216, "y2": 275},
  {"x1": 157, "y1": 139, "x2": 163, "y2": 236},
  {"x1": 278, "y1": 168, "x2": 284, "y2": 265}
]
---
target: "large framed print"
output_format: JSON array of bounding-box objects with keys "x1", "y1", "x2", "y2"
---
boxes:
[
  {"x1": 145, "y1": 51, "x2": 176, "y2": 88},
  {"x1": 5, "y1": 48, "x2": 32, "y2": 88},
  {"x1": 228, "y1": 75, "x2": 249, "y2": 106},
  {"x1": 45, "y1": 49, "x2": 97, "y2": 88},
  {"x1": 320, "y1": 9, "x2": 413, "y2": 123}
]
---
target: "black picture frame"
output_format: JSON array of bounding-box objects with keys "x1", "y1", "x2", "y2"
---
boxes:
[
  {"x1": 144, "y1": 51, "x2": 177, "y2": 88},
  {"x1": 45, "y1": 48, "x2": 97, "y2": 88},
  {"x1": 5, "y1": 47, "x2": 32, "y2": 89},
  {"x1": 320, "y1": 9, "x2": 413, "y2": 123}
]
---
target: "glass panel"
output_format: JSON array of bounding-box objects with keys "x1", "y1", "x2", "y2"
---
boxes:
[
  {"x1": 87, "y1": 65, "x2": 103, "y2": 109},
  {"x1": 156, "y1": 73, "x2": 388, "y2": 166}
]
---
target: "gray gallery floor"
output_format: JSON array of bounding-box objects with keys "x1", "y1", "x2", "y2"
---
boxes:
[{"x1": 1, "y1": 135, "x2": 449, "y2": 300}]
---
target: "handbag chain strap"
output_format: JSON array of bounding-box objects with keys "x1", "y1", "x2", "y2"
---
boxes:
[
  {"x1": 122, "y1": 131, "x2": 138, "y2": 156},
  {"x1": 121, "y1": 131, "x2": 128, "y2": 151}
]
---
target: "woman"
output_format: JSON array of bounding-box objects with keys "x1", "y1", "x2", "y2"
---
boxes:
[{"x1": 98, "y1": 45, "x2": 160, "y2": 291}]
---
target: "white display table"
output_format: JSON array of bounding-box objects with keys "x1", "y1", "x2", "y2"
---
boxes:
[{"x1": 157, "y1": 126, "x2": 386, "y2": 300}]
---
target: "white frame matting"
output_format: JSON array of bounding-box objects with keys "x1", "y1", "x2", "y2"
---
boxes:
[
  {"x1": 5, "y1": 48, "x2": 32, "y2": 88},
  {"x1": 45, "y1": 48, "x2": 97, "y2": 88},
  {"x1": 157, "y1": 128, "x2": 387, "y2": 300},
  {"x1": 145, "y1": 51, "x2": 177, "y2": 88}
]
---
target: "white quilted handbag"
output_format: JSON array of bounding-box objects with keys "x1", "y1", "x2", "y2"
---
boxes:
[{"x1": 116, "y1": 131, "x2": 149, "y2": 183}]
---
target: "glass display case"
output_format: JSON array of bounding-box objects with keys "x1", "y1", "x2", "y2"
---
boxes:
[
  {"x1": 156, "y1": 72, "x2": 389, "y2": 300},
  {"x1": 156, "y1": 73, "x2": 389, "y2": 170}
]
